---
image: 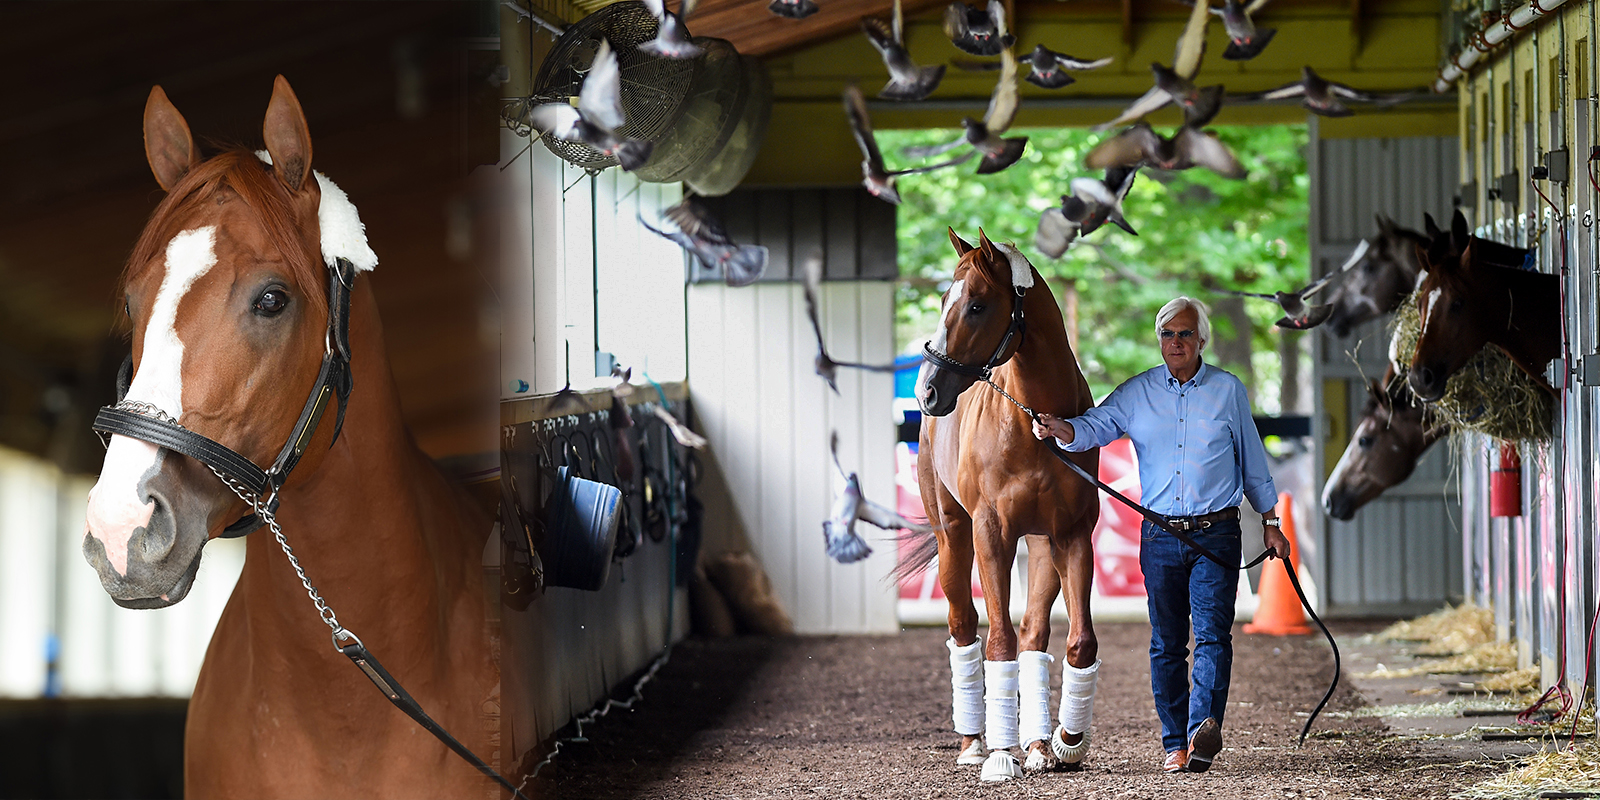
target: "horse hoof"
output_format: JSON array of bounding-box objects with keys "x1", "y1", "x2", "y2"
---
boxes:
[
  {"x1": 957, "y1": 736, "x2": 987, "y2": 766},
  {"x1": 1023, "y1": 745, "x2": 1058, "y2": 773},
  {"x1": 980, "y1": 750, "x2": 1022, "y2": 782},
  {"x1": 1050, "y1": 725, "x2": 1091, "y2": 764}
]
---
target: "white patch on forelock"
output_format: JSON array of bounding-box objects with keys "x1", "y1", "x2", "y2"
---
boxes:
[
  {"x1": 1420, "y1": 287, "x2": 1442, "y2": 337},
  {"x1": 255, "y1": 150, "x2": 378, "y2": 272},
  {"x1": 932, "y1": 279, "x2": 966, "y2": 352},
  {"x1": 86, "y1": 226, "x2": 218, "y2": 577},
  {"x1": 994, "y1": 243, "x2": 1035, "y2": 289}
]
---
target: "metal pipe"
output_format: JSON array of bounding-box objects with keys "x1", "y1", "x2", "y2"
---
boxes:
[{"x1": 1434, "y1": 0, "x2": 1572, "y2": 93}]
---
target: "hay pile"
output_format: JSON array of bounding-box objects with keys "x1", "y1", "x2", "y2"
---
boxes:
[
  {"x1": 1375, "y1": 603, "x2": 1496, "y2": 655},
  {"x1": 1477, "y1": 666, "x2": 1542, "y2": 694},
  {"x1": 1389, "y1": 290, "x2": 1554, "y2": 442},
  {"x1": 1456, "y1": 741, "x2": 1600, "y2": 799},
  {"x1": 1360, "y1": 641, "x2": 1517, "y2": 678}
]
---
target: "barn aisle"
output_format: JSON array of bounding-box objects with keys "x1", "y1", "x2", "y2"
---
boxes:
[{"x1": 523, "y1": 623, "x2": 1493, "y2": 799}]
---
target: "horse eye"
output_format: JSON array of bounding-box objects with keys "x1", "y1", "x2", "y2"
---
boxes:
[
  {"x1": 1448, "y1": 297, "x2": 1463, "y2": 311},
  {"x1": 967, "y1": 303, "x2": 984, "y2": 315},
  {"x1": 1358, "y1": 436, "x2": 1374, "y2": 448},
  {"x1": 254, "y1": 288, "x2": 290, "y2": 316},
  {"x1": 123, "y1": 298, "x2": 131, "y2": 318}
]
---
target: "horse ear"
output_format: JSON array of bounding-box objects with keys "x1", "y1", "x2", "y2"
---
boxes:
[
  {"x1": 976, "y1": 228, "x2": 1000, "y2": 262},
  {"x1": 263, "y1": 75, "x2": 314, "y2": 192},
  {"x1": 1374, "y1": 214, "x2": 1393, "y2": 234},
  {"x1": 1450, "y1": 209, "x2": 1469, "y2": 255},
  {"x1": 143, "y1": 86, "x2": 197, "y2": 192},
  {"x1": 948, "y1": 227, "x2": 974, "y2": 256},
  {"x1": 1423, "y1": 212, "x2": 1442, "y2": 239},
  {"x1": 1366, "y1": 378, "x2": 1389, "y2": 409}
]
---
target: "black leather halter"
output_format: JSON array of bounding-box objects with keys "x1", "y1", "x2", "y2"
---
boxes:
[
  {"x1": 93, "y1": 258, "x2": 356, "y2": 535},
  {"x1": 921, "y1": 283, "x2": 1028, "y2": 380}
]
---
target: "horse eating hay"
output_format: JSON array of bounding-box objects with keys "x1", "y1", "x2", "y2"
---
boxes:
[
  {"x1": 1321, "y1": 365, "x2": 1447, "y2": 520},
  {"x1": 905, "y1": 229, "x2": 1101, "y2": 782},
  {"x1": 81, "y1": 78, "x2": 500, "y2": 797}
]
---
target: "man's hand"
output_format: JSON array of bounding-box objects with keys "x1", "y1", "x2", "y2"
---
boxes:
[
  {"x1": 1262, "y1": 516, "x2": 1290, "y2": 561},
  {"x1": 1032, "y1": 414, "x2": 1074, "y2": 444}
]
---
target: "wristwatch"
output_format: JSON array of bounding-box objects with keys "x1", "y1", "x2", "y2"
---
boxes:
[{"x1": 1263, "y1": 518, "x2": 1282, "y2": 528}]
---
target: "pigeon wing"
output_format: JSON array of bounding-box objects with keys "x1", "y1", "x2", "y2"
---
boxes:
[
  {"x1": 1057, "y1": 54, "x2": 1114, "y2": 70},
  {"x1": 859, "y1": 498, "x2": 936, "y2": 533},
  {"x1": 1093, "y1": 86, "x2": 1171, "y2": 132},
  {"x1": 1085, "y1": 124, "x2": 1159, "y2": 170},
  {"x1": 1244, "y1": 0, "x2": 1270, "y2": 13},
  {"x1": 527, "y1": 103, "x2": 583, "y2": 140},
  {"x1": 1178, "y1": 128, "x2": 1246, "y2": 179},
  {"x1": 1034, "y1": 207, "x2": 1077, "y2": 258},
  {"x1": 843, "y1": 86, "x2": 887, "y2": 174},
  {"x1": 1173, "y1": 0, "x2": 1212, "y2": 78},
  {"x1": 1257, "y1": 81, "x2": 1308, "y2": 101},
  {"x1": 902, "y1": 137, "x2": 968, "y2": 159},
  {"x1": 983, "y1": 46, "x2": 1020, "y2": 131},
  {"x1": 1328, "y1": 81, "x2": 1380, "y2": 103},
  {"x1": 861, "y1": 17, "x2": 895, "y2": 57},
  {"x1": 892, "y1": 0, "x2": 904, "y2": 44},
  {"x1": 663, "y1": 200, "x2": 735, "y2": 246},
  {"x1": 942, "y1": 3, "x2": 970, "y2": 42},
  {"x1": 889, "y1": 149, "x2": 977, "y2": 176},
  {"x1": 578, "y1": 40, "x2": 626, "y2": 132},
  {"x1": 681, "y1": 0, "x2": 700, "y2": 19}
]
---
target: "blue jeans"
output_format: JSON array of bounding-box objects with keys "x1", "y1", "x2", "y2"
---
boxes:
[{"x1": 1140, "y1": 517, "x2": 1241, "y2": 753}]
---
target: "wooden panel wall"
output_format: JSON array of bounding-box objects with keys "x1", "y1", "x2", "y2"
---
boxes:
[{"x1": 686, "y1": 187, "x2": 899, "y2": 634}]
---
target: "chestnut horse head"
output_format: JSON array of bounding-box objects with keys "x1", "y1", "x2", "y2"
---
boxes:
[
  {"x1": 1406, "y1": 210, "x2": 1557, "y2": 403},
  {"x1": 916, "y1": 227, "x2": 1031, "y2": 416},
  {"x1": 83, "y1": 77, "x2": 376, "y2": 608},
  {"x1": 1321, "y1": 367, "x2": 1445, "y2": 520}
]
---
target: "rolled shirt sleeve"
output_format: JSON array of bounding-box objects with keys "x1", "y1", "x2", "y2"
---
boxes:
[{"x1": 1059, "y1": 386, "x2": 1131, "y2": 452}]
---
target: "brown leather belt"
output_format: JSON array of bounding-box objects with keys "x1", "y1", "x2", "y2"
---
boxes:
[{"x1": 1163, "y1": 506, "x2": 1240, "y2": 532}]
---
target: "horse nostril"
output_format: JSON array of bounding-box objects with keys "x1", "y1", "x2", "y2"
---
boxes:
[
  {"x1": 924, "y1": 385, "x2": 938, "y2": 407},
  {"x1": 1418, "y1": 367, "x2": 1434, "y2": 387}
]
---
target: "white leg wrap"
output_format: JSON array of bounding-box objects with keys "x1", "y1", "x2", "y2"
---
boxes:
[
  {"x1": 947, "y1": 637, "x2": 984, "y2": 736},
  {"x1": 984, "y1": 660, "x2": 1020, "y2": 750},
  {"x1": 1018, "y1": 650, "x2": 1054, "y2": 748},
  {"x1": 1058, "y1": 658, "x2": 1101, "y2": 735}
]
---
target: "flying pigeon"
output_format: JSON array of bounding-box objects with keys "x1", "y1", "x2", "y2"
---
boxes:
[
  {"x1": 1216, "y1": 287, "x2": 1335, "y2": 330},
  {"x1": 609, "y1": 394, "x2": 637, "y2": 483},
  {"x1": 1034, "y1": 167, "x2": 1140, "y2": 258},
  {"x1": 640, "y1": 0, "x2": 703, "y2": 59},
  {"x1": 957, "y1": 44, "x2": 1112, "y2": 89},
  {"x1": 652, "y1": 405, "x2": 707, "y2": 449},
  {"x1": 803, "y1": 256, "x2": 898, "y2": 393},
  {"x1": 641, "y1": 199, "x2": 769, "y2": 287},
  {"x1": 824, "y1": 432, "x2": 934, "y2": 564},
  {"x1": 1093, "y1": 0, "x2": 1217, "y2": 131},
  {"x1": 611, "y1": 364, "x2": 635, "y2": 397},
  {"x1": 844, "y1": 86, "x2": 974, "y2": 205},
  {"x1": 524, "y1": 40, "x2": 653, "y2": 171},
  {"x1": 943, "y1": 0, "x2": 1015, "y2": 57},
  {"x1": 1243, "y1": 66, "x2": 1414, "y2": 117},
  {"x1": 768, "y1": 0, "x2": 818, "y2": 19},
  {"x1": 900, "y1": 46, "x2": 1026, "y2": 174},
  {"x1": 1085, "y1": 123, "x2": 1245, "y2": 179},
  {"x1": 547, "y1": 385, "x2": 586, "y2": 416},
  {"x1": 1181, "y1": 0, "x2": 1276, "y2": 61},
  {"x1": 862, "y1": 0, "x2": 946, "y2": 101}
]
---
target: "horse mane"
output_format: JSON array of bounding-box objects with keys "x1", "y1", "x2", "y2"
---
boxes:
[{"x1": 122, "y1": 148, "x2": 326, "y2": 318}]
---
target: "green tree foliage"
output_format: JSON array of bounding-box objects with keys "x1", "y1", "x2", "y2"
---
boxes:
[{"x1": 882, "y1": 124, "x2": 1310, "y2": 407}]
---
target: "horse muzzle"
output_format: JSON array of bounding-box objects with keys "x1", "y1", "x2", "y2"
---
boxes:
[
  {"x1": 1407, "y1": 364, "x2": 1447, "y2": 403},
  {"x1": 916, "y1": 361, "x2": 964, "y2": 417}
]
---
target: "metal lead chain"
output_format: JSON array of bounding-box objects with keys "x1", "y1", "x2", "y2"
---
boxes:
[
  {"x1": 983, "y1": 377, "x2": 1038, "y2": 422},
  {"x1": 209, "y1": 467, "x2": 346, "y2": 642}
]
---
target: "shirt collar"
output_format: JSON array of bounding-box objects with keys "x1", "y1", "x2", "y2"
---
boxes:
[{"x1": 1164, "y1": 359, "x2": 1208, "y2": 390}]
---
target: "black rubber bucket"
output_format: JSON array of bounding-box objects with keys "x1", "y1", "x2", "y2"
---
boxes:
[{"x1": 543, "y1": 466, "x2": 623, "y2": 591}]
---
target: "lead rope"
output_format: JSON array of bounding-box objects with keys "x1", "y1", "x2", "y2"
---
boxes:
[
  {"x1": 210, "y1": 470, "x2": 533, "y2": 800},
  {"x1": 978, "y1": 378, "x2": 1340, "y2": 745}
]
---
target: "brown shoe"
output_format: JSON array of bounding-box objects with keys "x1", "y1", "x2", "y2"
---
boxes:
[
  {"x1": 1186, "y1": 718, "x2": 1222, "y2": 773},
  {"x1": 1162, "y1": 749, "x2": 1188, "y2": 773}
]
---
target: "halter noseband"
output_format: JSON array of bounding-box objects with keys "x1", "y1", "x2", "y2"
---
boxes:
[
  {"x1": 93, "y1": 257, "x2": 358, "y2": 537},
  {"x1": 921, "y1": 283, "x2": 1028, "y2": 381}
]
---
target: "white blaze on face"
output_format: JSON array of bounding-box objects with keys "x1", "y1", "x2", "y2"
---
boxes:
[
  {"x1": 916, "y1": 279, "x2": 966, "y2": 400},
  {"x1": 86, "y1": 227, "x2": 218, "y2": 576},
  {"x1": 1419, "y1": 287, "x2": 1442, "y2": 338}
]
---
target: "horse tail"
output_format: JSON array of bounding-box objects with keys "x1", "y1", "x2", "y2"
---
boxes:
[{"x1": 888, "y1": 524, "x2": 941, "y2": 586}]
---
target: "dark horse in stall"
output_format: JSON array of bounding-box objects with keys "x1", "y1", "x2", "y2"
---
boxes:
[
  {"x1": 1321, "y1": 215, "x2": 1431, "y2": 338},
  {"x1": 80, "y1": 79, "x2": 496, "y2": 797},
  {"x1": 905, "y1": 229, "x2": 1101, "y2": 781},
  {"x1": 1408, "y1": 211, "x2": 1560, "y2": 402},
  {"x1": 1322, "y1": 365, "x2": 1447, "y2": 520}
]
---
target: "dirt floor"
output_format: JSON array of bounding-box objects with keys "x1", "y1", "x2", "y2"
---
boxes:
[{"x1": 521, "y1": 621, "x2": 1550, "y2": 800}]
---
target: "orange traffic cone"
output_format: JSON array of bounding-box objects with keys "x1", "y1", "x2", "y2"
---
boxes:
[{"x1": 1243, "y1": 492, "x2": 1312, "y2": 636}]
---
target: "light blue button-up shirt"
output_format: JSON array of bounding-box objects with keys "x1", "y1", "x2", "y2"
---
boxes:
[{"x1": 1058, "y1": 361, "x2": 1276, "y2": 517}]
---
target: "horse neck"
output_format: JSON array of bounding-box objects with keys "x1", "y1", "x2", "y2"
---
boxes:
[
  {"x1": 1481, "y1": 264, "x2": 1562, "y2": 368},
  {"x1": 238, "y1": 279, "x2": 476, "y2": 658},
  {"x1": 994, "y1": 281, "x2": 1091, "y2": 417}
]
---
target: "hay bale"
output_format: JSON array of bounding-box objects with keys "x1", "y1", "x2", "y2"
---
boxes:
[
  {"x1": 1477, "y1": 666, "x2": 1540, "y2": 694},
  {"x1": 1359, "y1": 640, "x2": 1516, "y2": 679},
  {"x1": 1458, "y1": 739, "x2": 1600, "y2": 799},
  {"x1": 1389, "y1": 290, "x2": 1554, "y2": 442}
]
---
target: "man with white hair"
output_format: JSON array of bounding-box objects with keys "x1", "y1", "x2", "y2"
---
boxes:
[{"x1": 1031, "y1": 296, "x2": 1288, "y2": 775}]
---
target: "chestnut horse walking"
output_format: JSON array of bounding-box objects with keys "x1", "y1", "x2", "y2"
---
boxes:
[
  {"x1": 81, "y1": 78, "x2": 497, "y2": 797},
  {"x1": 1408, "y1": 212, "x2": 1559, "y2": 402},
  {"x1": 908, "y1": 229, "x2": 1101, "y2": 782}
]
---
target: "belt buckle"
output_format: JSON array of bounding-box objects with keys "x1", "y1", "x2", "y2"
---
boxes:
[
  {"x1": 1200, "y1": 519, "x2": 1212, "y2": 529},
  {"x1": 1169, "y1": 517, "x2": 1190, "y2": 531}
]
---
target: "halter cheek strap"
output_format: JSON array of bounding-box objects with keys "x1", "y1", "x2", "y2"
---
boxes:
[
  {"x1": 93, "y1": 257, "x2": 357, "y2": 535},
  {"x1": 921, "y1": 285, "x2": 1028, "y2": 381}
]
